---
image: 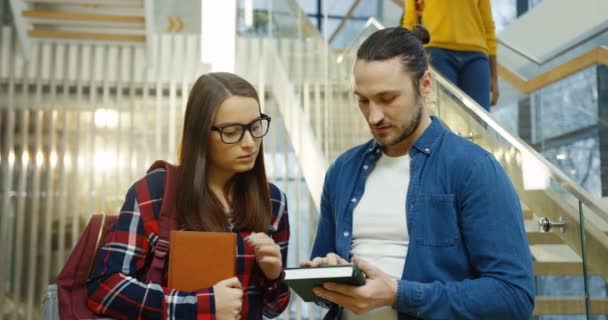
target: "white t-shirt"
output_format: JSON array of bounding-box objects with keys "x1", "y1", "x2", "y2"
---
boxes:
[{"x1": 342, "y1": 153, "x2": 410, "y2": 320}]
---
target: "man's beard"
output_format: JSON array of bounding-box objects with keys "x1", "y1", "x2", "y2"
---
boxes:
[{"x1": 375, "y1": 98, "x2": 424, "y2": 147}]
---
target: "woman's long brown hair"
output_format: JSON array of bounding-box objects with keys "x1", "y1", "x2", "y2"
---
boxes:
[{"x1": 176, "y1": 72, "x2": 271, "y2": 232}]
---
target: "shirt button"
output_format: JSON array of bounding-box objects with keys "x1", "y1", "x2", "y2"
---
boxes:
[
  {"x1": 343, "y1": 231, "x2": 350, "y2": 237},
  {"x1": 363, "y1": 165, "x2": 369, "y2": 170},
  {"x1": 351, "y1": 197, "x2": 357, "y2": 203},
  {"x1": 424, "y1": 148, "x2": 430, "y2": 153}
]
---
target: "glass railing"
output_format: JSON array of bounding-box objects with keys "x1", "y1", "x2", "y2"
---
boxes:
[{"x1": 496, "y1": 28, "x2": 607, "y2": 199}]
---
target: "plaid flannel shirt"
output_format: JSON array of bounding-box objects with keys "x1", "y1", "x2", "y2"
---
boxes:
[{"x1": 86, "y1": 168, "x2": 290, "y2": 319}]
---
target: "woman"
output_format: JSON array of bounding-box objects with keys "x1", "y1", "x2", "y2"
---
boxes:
[
  {"x1": 86, "y1": 72, "x2": 290, "y2": 319},
  {"x1": 402, "y1": 0, "x2": 499, "y2": 110}
]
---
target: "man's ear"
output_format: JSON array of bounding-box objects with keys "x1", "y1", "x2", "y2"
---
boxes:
[{"x1": 419, "y1": 70, "x2": 432, "y2": 97}]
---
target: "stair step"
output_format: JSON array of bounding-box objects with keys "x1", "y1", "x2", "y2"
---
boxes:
[
  {"x1": 530, "y1": 244, "x2": 581, "y2": 262},
  {"x1": 524, "y1": 220, "x2": 562, "y2": 244},
  {"x1": 527, "y1": 231, "x2": 562, "y2": 244},
  {"x1": 22, "y1": 0, "x2": 143, "y2": 7},
  {"x1": 534, "y1": 296, "x2": 608, "y2": 315},
  {"x1": 22, "y1": 10, "x2": 144, "y2": 23},
  {"x1": 530, "y1": 244, "x2": 594, "y2": 275},
  {"x1": 534, "y1": 261, "x2": 583, "y2": 275},
  {"x1": 28, "y1": 29, "x2": 145, "y2": 42}
]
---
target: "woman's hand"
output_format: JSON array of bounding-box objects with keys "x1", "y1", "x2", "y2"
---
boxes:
[
  {"x1": 300, "y1": 252, "x2": 349, "y2": 267},
  {"x1": 491, "y1": 78, "x2": 500, "y2": 106},
  {"x1": 489, "y1": 55, "x2": 499, "y2": 106},
  {"x1": 213, "y1": 277, "x2": 243, "y2": 320},
  {"x1": 245, "y1": 232, "x2": 283, "y2": 280}
]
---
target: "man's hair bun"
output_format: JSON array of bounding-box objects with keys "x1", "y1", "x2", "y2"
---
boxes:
[{"x1": 411, "y1": 24, "x2": 430, "y2": 45}]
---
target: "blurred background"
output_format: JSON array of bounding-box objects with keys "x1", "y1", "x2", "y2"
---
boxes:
[{"x1": 1, "y1": 0, "x2": 607, "y2": 319}]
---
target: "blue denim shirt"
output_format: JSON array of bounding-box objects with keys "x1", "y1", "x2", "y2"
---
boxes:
[{"x1": 311, "y1": 117, "x2": 535, "y2": 320}]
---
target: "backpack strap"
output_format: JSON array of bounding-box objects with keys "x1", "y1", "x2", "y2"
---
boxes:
[
  {"x1": 143, "y1": 160, "x2": 179, "y2": 285},
  {"x1": 270, "y1": 188, "x2": 286, "y2": 232},
  {"x1": 265, "y1": 185, "x2": 286, "y2": 237}
]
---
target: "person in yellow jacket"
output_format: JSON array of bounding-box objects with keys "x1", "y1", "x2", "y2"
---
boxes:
[{"x1": 402, "y1": 0, "x2": 499, "y2": 110}]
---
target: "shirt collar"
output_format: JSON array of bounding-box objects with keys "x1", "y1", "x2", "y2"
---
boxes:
[
  {"x1": 409, "y1": 116, "x2": 445, "y2": 156},
  {"x1": 366, "y1": 116, "x2": 445, "y2": 156},
  {"x1": 365, "y1": 139, "x2": 383, "y2": 154}
]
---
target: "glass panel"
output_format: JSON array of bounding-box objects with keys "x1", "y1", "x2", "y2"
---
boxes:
[
  {"x1": 351, "y1": 1, "x2": 379, "y2": 17},
  {"x1": 531, "y1": 67, "x2": 598, "y2": 143},
  {"x1": 581, "y1": 202, "x2": 608, "y2": 319},
  {"x1": 495, "y1": 65, "x2": 602, "y2": 198},
  {"x1": 376, "y1": 0, "x2": 402, "y2": 28},
  {"x1": 491, "y1": 0, "x2": 518, "y2": 32},
  {"x1": 329, "y1": 19, "x2": 368, "y2": 49},
  {"x1": 0, "y1": 84, "x2": 183, "y2": 318}
]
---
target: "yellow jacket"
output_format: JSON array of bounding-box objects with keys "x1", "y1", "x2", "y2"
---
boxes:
[{"x1": 401, "y1": 0, "x2": 497, "y2": 56}]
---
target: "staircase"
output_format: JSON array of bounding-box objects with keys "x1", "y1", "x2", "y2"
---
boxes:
[
  {"x1": 237, "y1": 19, "x2": 608, "y2": 314},
  {"x1": 524, "y1": 210, "x2": 608, "y2": 316},
  {"x1": 8, "y1": 0, "x2": 152, "y2": 62}
]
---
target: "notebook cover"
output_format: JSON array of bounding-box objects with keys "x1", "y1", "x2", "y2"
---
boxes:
[
  {"x1": 284, "y1": 264, "x2": 366, "y2": 303},
  {"x1": 168, "y1": 230, "x2": 236, "y2": 291}
]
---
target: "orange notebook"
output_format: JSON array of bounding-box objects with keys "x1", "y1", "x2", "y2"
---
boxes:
[{"x1": 168, "y1": 230, "x2": 236, "y2": 291}]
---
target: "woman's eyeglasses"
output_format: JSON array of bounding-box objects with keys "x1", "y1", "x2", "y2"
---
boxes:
[{"x1": 211, "y1": 114, "x2": 271, "y2": 144}]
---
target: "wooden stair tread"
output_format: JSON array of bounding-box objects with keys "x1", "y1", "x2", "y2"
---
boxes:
[
  {"x1": 23, "y1": 10, "x2": 144, "y2": 23},
  {"x1": 535, "y1": 296, "x2": 608, "y2": 315},
  {"x1": 527, "y1": 231, "x2": 562, "y2": 244},
  {"x1": 534, "y1": 261, "x2": 583, "y2": 275},
  {"x1": 28, "y1": 29, "x2": 145, "y2": 42},
  {"x1": 530, "y1": 244, "x2": 582, "y2": 262},
  {"x1": 22, "y1": 0, "x2": 143, "y2": 7}
]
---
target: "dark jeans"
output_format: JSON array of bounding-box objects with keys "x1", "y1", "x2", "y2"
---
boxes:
[{"x1": 428, "y1": 47, "x2": 491, "y2": 111}]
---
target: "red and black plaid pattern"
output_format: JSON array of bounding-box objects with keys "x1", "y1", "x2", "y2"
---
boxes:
[{"x1": 86, "y1": 168, "x2": 290, "y2": 319}]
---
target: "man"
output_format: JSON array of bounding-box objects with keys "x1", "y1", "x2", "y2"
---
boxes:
[{"x1": 301, "y1": 27, "x2": 534, "y2": 320}]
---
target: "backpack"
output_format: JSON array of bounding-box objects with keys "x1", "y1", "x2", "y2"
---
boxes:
[{"x1": 42, "y1": 161, "x2": 178, "y2": 320}]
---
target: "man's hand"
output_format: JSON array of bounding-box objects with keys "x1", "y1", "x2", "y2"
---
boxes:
[
  {"x1": 312, "y1": 256, "x2": 398, "y2": 315},
  {"x1": 245, "y1": 232, "x2": 282, "y2": 280},
  {"x1": 213, "y1": 277, "x2": 243, "y2": 320},
  {"x1": 299, "y1": 252, "x2": 349, "y2": 267}
]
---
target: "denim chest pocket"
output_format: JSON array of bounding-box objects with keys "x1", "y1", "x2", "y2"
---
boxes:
[{"x1": 413, "y1": 193, "x2": 460, "y2": 247}]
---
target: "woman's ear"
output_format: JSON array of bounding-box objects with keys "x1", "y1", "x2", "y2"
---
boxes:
[{"x1": 419, "y1": 70, "x2": 432, "y2": 97}]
